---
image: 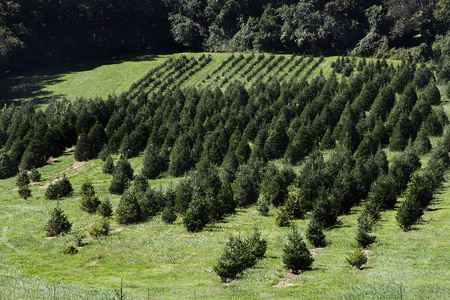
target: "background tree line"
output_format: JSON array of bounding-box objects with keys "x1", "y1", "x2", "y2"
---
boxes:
[{"x1": 2, "y1": 0, "x2": 450, "y2": 77}]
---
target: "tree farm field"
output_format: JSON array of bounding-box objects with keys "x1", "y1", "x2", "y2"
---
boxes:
[{"x1": 0, "y1": 53, "x2": 448, "y2": 299}]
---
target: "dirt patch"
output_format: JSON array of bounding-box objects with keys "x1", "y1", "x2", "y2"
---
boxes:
[
  {"x1": 85, "y1": 259, "x2": 99, "y2": 267},
  {"x1": 58, "y1": 161, "x2": 85, "y2": 174},
  {"x1": 309, "y1": 247, "x2": 324, "y2": 256},
  {"x1": 110, "y1": 227, "x2": 125, "y2": 234},
  {"x1": 47, "y1": 157, "x2": 58, "y2": 163},
  {"x1": 45, "y1": 236, "x2": 57, "y2": 240},
  {"x1": 273, "y1": 271, "x2": 303, "y2": 288},
  {"x1": 92, "y1": 179, "x2": 110, "y2": 185},
  {"x1": 361, "y1": 249, "x2": 373, "y2": 268},
  {"x1": 41, "y1": 177, "x2": 63, "y2": 189}
]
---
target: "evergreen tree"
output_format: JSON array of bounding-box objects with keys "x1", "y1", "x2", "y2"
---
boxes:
[
  {"x1": 97, "y1": 198, "x2": 113, "y2": 218},
  {"x1": 16, "y1": 170, "x2": 30, "y2": 187},
  {"x1": 413, "y1": 126, "x2": 432, "y2": 155},
  {"x1": 183, "y1": 192, "x2": 210, "y2": 232},
  {"x1": 18, "y1": 186, "x2": 32, "y2": 200},
  {"x1": 102, "y1": 155, "x2": 114, "y2": 174},
  {"x1": 74, "y1": 133, "x2": 94, "y2": 161},
  {"x1": 29, "y1": 168, "x2": 41, "y2": 182},
  {"x1": 79, "y1": 180, "x2": 101, "y2": 213},
  {"x1": 306, "y1": 220, "x2": 326, "y2": 248},
  {"x1": 355, "y1": 211, "x2": 376, "y2": 248},
  {"x1": 175, "y1": 177, "x2": 194, "y2": 215},
  {"x1": 396, "y1": 197, "x2": 423, "y2": 231},
  {"x1": 0, "y1": 151, "x2": 19, "y2": 179},
  {"x1": 115, "y1": 188, "x2": 142, "y2": 225},
  {"x1": 423, "y1": 80, "x2": 441, "y2": 105},
  {"x1": 109, "y1": 156, "x2": 133, "y2": 195},
  {"x1": 45, "y1": 204, "x2": 72, "y2": 237},
  {"x1": 282, "y1": 226, "x2": 314, "y2": 274},
  {"x1": 169, "y1": 134, "x2": 193, "y2": 176},
  {"x1": 161, "y1": 205, "x2": 177, "y2": 224},
  {"x1": 142, "y1": 144, "x2": 163, "y2": 179},
  {"x1": 264, "y1": 115, "x2": 289, "y2": 160}
]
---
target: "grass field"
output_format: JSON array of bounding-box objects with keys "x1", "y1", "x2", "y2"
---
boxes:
[{"x1": 0, "y1": 53, "x2": 448, "y2": 299}]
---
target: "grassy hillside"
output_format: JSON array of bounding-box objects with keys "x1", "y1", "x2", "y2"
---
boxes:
[
  {"x1": 0, "y1": 148, "x2": 449, "y2": 299},
  {"x1": 0, "y1": 52, "x2": 398, "y2": 108},
  {"x1": 0, "y1": 53, "x2": 449, "y2": 299}
]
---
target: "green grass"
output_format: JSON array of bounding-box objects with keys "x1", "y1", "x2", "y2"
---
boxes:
[
  {"x1": 0, "y1": 145, "x2": 449, "y2": 299},
  {"x1": 0, "y1": 52, "x2": 448, "y2": 299}
]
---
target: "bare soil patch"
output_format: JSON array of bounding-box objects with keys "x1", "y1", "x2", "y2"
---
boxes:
[{"x1": 273, "y1": 271, "x2": 303, "y2": 288}]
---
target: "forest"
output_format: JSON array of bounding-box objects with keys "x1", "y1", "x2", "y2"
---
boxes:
[{"x1": 2, "y1": 0, "x2": 450, "y2": 76}]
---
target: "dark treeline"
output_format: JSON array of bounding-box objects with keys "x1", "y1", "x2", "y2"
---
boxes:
[
  {"x1": 2, "y1": 0, "x2": 450, "y2": 76},
  {"x1": 2, "y1": 57, "x2": 449, "y2": 232}
]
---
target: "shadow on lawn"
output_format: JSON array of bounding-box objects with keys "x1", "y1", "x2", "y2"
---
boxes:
[{"x1": 0, "y1": 50, "x2": 167, "y2": 107}]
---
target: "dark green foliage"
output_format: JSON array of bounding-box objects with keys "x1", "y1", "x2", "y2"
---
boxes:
[
  {"x1": 389, "y1": 114, "x2": 412, "y2": 152},
  {"x1": 346, "y1": 248, "x2": 367, "y2": 269},
  {"x1": 18, "y1": 186, "x2": 32, "y2": 200},
  {"x1": 233, "y1": 163, "x2": 260, "y2": 207},
  {"x1": 45, "y1": 175, "x2": 73, "y2": 200},
  {"x1": 74, "y1": 133, "x2": 94, "y2": 161},
  {"x1": 62, "y1": 245, "x2": 78, "y2": 255},
  {"x1": 389, "y1": 149, "x2": 421, "y2": 194},
  {"x1": 73, "y1": 232, "x2": 86, "y2": 247},
  {"x1": 423, "y1": 81, "x2": 441, "y2": 105},
  {"x1": 79, "y1": 181, "x2": 101, "y2": 213},
  {"x1": 16, "y1": 170, "x2": 30, "y2": 187},
  {"x1": 142, "y1": 145, "x2": 164, "y2": 179},
  {"x1": 276, "y1": 206, "x2": 292, "y2": 227},
  {"x1": 169, "y1": 134, "x2": 193, "y2": 176},
  {"x1": 356, "y1": 212, "x2": 376, "y2": 248},
  {"x1": 109, "y1": 156, "x2": 133, "y2": 195},
  {"x1": 102, "y1": 155, "x2": 114, "y2": 174},
  {"x1": 264, "y1": 115, "x2": 289, "y2": 160},
  {"x1": 282, "y1": 226, "x2": 314, "y2": 274},
  {"x1": 413, "y1": 127, "x2": 432, "y2": 155},
  {"x1": 183, "y1": 193, "x2": 210, "y2": 232},
  {"x1": 29, "y1": 168, "x2": 41, "y2": 182},
  {"x1": 396, "y1": 197, "x2": 423, "y2": 231},
  {"x1": 98, "y1": 198, "x2": 113, "y2": 218},
  {"x1": 306, "y1": 220, "x2": 326, "y2": 248},
  {"x1": 115, "y1": 188, "x2": 142, "y2": 225},
  {"x1": 45, "y1": 205, "x2": 72, "y2": 237},
  {"x1": 424, "y1": 111, "x2": 444, "y2": 136},
  {"x1": 319, "y1": 127, "x2": 336, "y2": 150},
  {"x1": 138, "y1": 187, "x2": 162, "y2": 219},
  {"x1": 175, "y1": 177, "x2": 193, "y2": 214},
  {"x1": 88, "y1": 218, "x2": 110, "y2": 239},
  {"x1": 213, "y1": 229, "x2": 267, "y2": 282},
  {"x1": 311, "y1": 190, "x2": 338, "y2": 229},
  {"x1": 367, "y1": 174, "x2": 398, "y2": 210},
  {"x1": 257, "y1": 196, "x2": 270, "y2": 216},
  {"x1": 133, "y1": 174, "x2": 148, "y2": 195},
  {"x1": 161, "y1": 206, "x2": 177, "y2": 224},
  {"x1": 0, "y1": 152, "x2": 18, "y2": 179}
]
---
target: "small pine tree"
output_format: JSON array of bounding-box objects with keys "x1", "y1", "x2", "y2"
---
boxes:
[
  {"x1": 355, "y1": 212, "x2": 376, "y2": 248},
  {"x1": 97, "y1": 198, "x2": 113, "y2": 218},
  {"x1": 102, "y1": 155, "x2": 114, "y2": 174},
  {"x1": 282, "y1": 226, "x2": 314, "y2": 274},
  {"x1": 79, "y1": 181, "x2": 101, "y2": 213},
  {"x1": 161, "y1": 206, "x2": 177, "y2": 224},
  {"x1": 276, "y1": 206, "x2": 292, "y2": 227},
  {"x1": 346, "y1": 248, "x2": 367, "y2": 269},
  {"x1": 257, "y1": 195, "x2": 270, "y2": 216},
  {"x1": 18, "y1": 186, "x2": 32, "y2": 200},
  {"x1": 183, "y1": 193, "x2": 210, "y2": 232},
  {"x1": 45, "y1": 204, "x2": 72, "y2": 237},
  {"x1": 45, "y1": 182, "x2": 60, "y2": 200},
  {"x1": 16, "y1": 170, "x2": 30, "y2": 187},
  {"x1": 396, "y1": 197, "x2": 423, "y2": 231},
  {"x1": 88, "y1": 218, "x2": 110, "y2": 239},
  {"x1": 306, "y1": 220, "x2": 326, "y2": 248},
  {"x1": 115, "y1": 188, "x2": 142, "y2": 225},
  {"x1": 29, "y1": 168, "x2": 41, "y2": 182}
]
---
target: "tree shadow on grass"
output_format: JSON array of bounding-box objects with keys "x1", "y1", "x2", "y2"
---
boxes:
[{"x1": 0, "y1": 50, "x2": 166, "y2": 107}]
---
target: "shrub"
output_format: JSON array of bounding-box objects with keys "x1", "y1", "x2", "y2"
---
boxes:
[
  {"x1": 79, "y1": 181, "x2": 101, "y2": 213},
  {"x1": 356, "y1": 212, "x2": 376, "y2": 248},
  {"x1": 18, "y1": 186, "x2": 32, "y2": 200},
  {"x1": 115, "y1": 188, "x2": 142, "y2": 225},
  {"x1": 161, "y1": 206, "x2": 177, "y2": 224},
  {"x1": 97, "y1": 198, "x2": 113, "y2": 218},
  {"x1": 16, "y1": 170, "x2": 30, "y2": 187},
  {"x1": 396, "y1": 197, "x2": 423, "y2": 231},
  {"x1": 62, "y1": 245, "x2": 78, "y2": 255},
  {"x1": 45, "y1": 182, "x2": 60, "y2": 200},
  {"x1": 57, "y1": 175, "x2": 73, "y2": 198},
  {"x1": 102, "y1": 155, "x2": 114, "y2": 174},
  {"x1": 276, "y1": 206, "x2": 292, "y2": 227},
  {"x1": 257, "y1": 195, "x2": 270, "y2": 216},
  {"x1": 183, "y1": 193, "x2": 209, "y2": 232},
  {"x1": 73, "y1": 232, "x2": 86, "y2": 247},
  {"x1": 306, "y1": 220, "x2": 326, "y2": 248},
  {"x1": 88, "y1": 218, "x2": 110, "y2": 239},
  {"x1": 282, "y1": 225, "x2": 314, "y2": 274},
  {"x1": 213, "y1": 229, "x2": 267, "y2": 282},
  {"x1": 45, "y1": 205, "x2": 72, "y2": 237},
  {"x1": 346, "y1": 248, "x2": 367, "y2": 269},
  {"x1": 29, "y1": 168, "x2": 41, "y2": 182}
]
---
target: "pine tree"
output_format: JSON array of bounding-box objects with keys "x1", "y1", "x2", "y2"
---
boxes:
[
  {"x1": 29, "y1": 168, "x2": 41, "y2": 182},
  {"x1": 97, "y1": 198, "x2": 113, "y2": 218},
  {"x1": 306, "y1": 220, "x2": 326, "y2": 248},
  {"x1": 355, "y1": 211, "x2": 376, "y2": 248},
  {"x1": 45, "y1": 204, "x2": 72, "y2": 237},
  {"x1": 16, "y1": 170, "x2": 30, "y2": 187},
  {"x1": 115, "y1": 188, "x2": 142, "y2": 225},
  {"x1": 161, "y1": 206, "x2": 177, "y2": 224},
  {"x1": 423, "y1": 80, "x2": 441, "y2": 105},
  {"x1": 142, "y1": 144, "x2": 163, "y2": 179},
  {"x1": 102, "y1": 155, "x2": 114, "y2": 174},
  {"x1": 18, "y1": 186, "x2": 32, "y2": 200},
  {"x1": 183, "y1": 193, "x2": 210, "y2": 232},
  {"x1": 282, "y1": 226, "x2": 314, "y2": 274},
  {"x1": 74, "y1": 133, "x2": 94, "y2": 161},
  {"x1": 0, "y1": 152, "x2": 18, "y2": 179},
  {"x1": 79, "y1": 180, "x2": 101, "y2": 213}
]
